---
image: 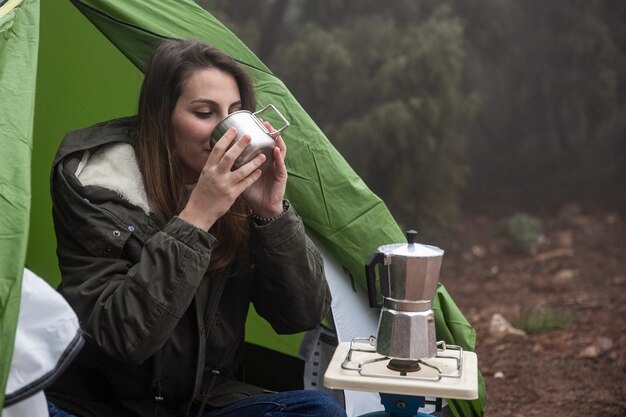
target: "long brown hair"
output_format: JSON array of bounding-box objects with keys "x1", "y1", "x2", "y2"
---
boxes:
[{"x1": 135, "y1": 39, "x2": 256, "y2": 272}]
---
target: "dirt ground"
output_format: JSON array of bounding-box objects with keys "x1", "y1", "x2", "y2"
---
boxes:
[{"x1": 437, "y1": 201, "x2": 626, "y2": 417}]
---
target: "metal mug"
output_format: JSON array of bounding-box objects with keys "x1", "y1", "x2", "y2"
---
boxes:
[{"x1": 210, "y1": 104, "x2": 290, "y2": 171}]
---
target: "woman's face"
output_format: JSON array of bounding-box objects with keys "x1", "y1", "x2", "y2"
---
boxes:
[{"x1": 171, "y1": 68, "x2": 242, "y2": 182}]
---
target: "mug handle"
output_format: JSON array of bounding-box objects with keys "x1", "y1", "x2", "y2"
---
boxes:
[{"x1": 253, "y1": 104, "x2": 290, "y2": 137}]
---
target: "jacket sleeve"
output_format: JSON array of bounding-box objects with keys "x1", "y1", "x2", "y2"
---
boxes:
[
  {"x1": 249, "y1": 202, "x2": 331, "y2": 334},
  {"x1": 52, "y1": 163, "x2": 214, "y2": 364}
]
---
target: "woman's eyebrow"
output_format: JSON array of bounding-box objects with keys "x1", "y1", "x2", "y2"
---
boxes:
[
  {"x1": 190, "y1": 98, "x2": 218, "y2": 105},
  {"x1": 190, "y1": 99, "x2": 242, "y2": 110}
]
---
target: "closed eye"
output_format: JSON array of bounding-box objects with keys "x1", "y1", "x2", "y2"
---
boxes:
[{"x1": 194, "y1": 111, "x2": 213, "y2": 119}]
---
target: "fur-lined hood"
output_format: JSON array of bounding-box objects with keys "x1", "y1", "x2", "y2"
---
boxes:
[
  {"x1": 52, "y1": 116, "x2": 153, "y2": 215},
  {"x1": 75, "y1": 142, "x2": 152, "y2": 215}
]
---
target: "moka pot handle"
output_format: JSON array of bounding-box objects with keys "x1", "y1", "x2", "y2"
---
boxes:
[{"x1": 365, "y1": 251, "x2": 385, "y2": 308}]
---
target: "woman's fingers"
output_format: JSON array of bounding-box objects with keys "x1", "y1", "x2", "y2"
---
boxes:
[
  {"x1": 207, "y1": 127, "x2": 256, "y2": 172},
  {"x1": 239, "y1": 167, "x2": 263, "y2": 191},
  {"x1": 234, "y1": 153, "x2": 266, "y2": 182},
  {"x1": 260, "y1": 119, "x2": 287, "y2": 161},
  {"x1": 211, "y1": 144, "x2": 265, "y2": 192},
  {"x1": 274, "y1": 135, "x2": 287, "y2": 158},
  {"x1": 207, "y1": 127, "x2": 238, "y2": 164},
  {"x1": 217, "y1": 135, "x2": 252, "y2": 171}
]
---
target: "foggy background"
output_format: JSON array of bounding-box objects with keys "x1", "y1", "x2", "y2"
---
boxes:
[{"x1": 197, "y1": 0, "x2": 625, "y2": 239}]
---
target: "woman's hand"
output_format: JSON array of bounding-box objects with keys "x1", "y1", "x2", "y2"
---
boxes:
[
  {"x1": 243, "y1": 120, "x2": 288, "y2": 218},
  {"x1": 179, "y1": 127, "x2": 265, "y2": 231}
]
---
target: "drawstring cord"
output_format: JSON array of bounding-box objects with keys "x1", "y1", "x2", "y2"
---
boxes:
[
  {"x1": 152, "y1": 349, "x2": 165, "y2": 417},
  {"x1": 153, "y1": 379, "x2": 164, "y2": 417},
  {"x1": 195, "y1": 369, "x2": 220, "y2": 417}
]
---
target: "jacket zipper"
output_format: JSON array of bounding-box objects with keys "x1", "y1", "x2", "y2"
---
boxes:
[{"x1": 185, "y1": 271, "x2": 230, "y2": 416}]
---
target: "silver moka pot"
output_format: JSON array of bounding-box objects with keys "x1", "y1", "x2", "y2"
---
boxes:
[{"x1": 365, "y1": 230, "x2": 444, "y2": 359}]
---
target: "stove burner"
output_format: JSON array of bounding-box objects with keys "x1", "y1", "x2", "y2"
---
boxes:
[{"x1": 387, "y1": 359, "x2": 421, "y2": 373}]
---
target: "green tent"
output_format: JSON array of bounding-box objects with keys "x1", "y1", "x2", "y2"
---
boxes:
[
  {"x1": 0, "y1": 0, "x2": 39, "y2": 410},
  {"x1": 1, "y1": 0, "x2": 485, "y2": 415}
]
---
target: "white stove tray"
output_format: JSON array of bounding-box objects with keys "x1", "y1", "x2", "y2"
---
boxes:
[{"x1": 323, "y1": 342, "x2": 479, "y2": 400}]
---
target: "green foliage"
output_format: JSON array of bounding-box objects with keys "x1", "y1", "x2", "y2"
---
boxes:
[
  {"x1": 268, "y1": 5, "x2": 475, "y2": 234},
  {"x1": 269, "y1": 23, "x2": 354, "y2": 124},
  {"x1": 501, "y1": 212, "x2": 543, "y2": 253}
]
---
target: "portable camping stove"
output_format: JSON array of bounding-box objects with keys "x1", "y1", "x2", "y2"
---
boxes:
[
  {"x1": 325, "y1": 232, "x2": 479, "y2": 416},
  {"x1": 323, "y1": 336, "x2": 478, "y2": 416}
]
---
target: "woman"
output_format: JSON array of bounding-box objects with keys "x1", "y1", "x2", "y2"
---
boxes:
[{"x1": 46, "y1": 39, "x2": 344, "y2": 417}]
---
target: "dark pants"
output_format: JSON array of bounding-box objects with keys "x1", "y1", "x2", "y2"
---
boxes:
[
  {"x1": 49, "y1": 390, "x2": 346, "y2": 417},
  {"x1": 193, "y1": 390, "x2": 347, "y2": 417},
  {"x1": 48, "y1": 402, "x2": 76, "y2": 417}
]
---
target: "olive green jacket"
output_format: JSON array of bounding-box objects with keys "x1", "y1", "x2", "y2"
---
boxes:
[{"x1": 46, "y1": 117, "x2": 331, "y2": 417}]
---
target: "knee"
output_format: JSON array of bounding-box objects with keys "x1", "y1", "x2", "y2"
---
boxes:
[{"x1": 304, "y1": 391, "x2": 346, "y2": 417}]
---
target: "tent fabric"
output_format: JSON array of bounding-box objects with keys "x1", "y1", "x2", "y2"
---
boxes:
[
  {"x1": 0, "y1": 0, "x2": 39, "y2": 410},
  {"x1": 4, "y1": 269, "x2": 83, "y2": 408}
]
